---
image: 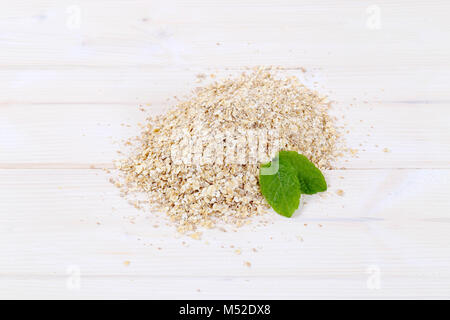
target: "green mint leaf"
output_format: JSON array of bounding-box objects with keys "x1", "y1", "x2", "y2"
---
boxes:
[
  {"x1": 283, "y1": 151, "x2": 327, "y2": 194},
  {"x1": 259, "y1": 159, "x2": 302, "y2": 217},
  {"x1": 259, "y1": 150, "x2": 327, "y2": 217}
]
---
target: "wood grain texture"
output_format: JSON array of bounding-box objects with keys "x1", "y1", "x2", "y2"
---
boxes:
[
  {"x1": 2, "y1": 276, "x2": 450, "y2": 299},
  {"x1": 1, "y1": 103, "x2": 449, "y2": 168},
  {"x1": 1, "y1": 0, "x2": 450, "y2": 299},
  {"x1": 1, "y1": 0, "x2": 449, "y2": 69},
  {"x1": 0, "y1": 67, "x2": 448, "y2": 105},
  {"x1": 1, "y1": 169, "x2": 450, "y2": 299},
  {"x1": 0, "y1": 0, "x2": 449, "y2": 104}
]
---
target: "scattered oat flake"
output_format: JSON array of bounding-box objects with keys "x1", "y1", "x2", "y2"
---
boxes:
[
  {"x1": 190, "y1": 232, "x2": 202, "y2": 240},
  {"x1": 336, "y1": 189, "x2": 345, "y2": 196},
  {"x1": 196, "y1": 73, "x2": 207, "y2": 80},
  {"x1": 123, "y1": 261, "x2": 130, "y2": 267}
]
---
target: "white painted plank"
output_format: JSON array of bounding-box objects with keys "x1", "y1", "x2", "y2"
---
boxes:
[
  {"x1": 1, "y1": 276, "x2": 449, "y2": 299},
  {"x1": 0, "y1": 168, "x2": 449, "y2": 298},
  {"x1": 0, "y1": 0, "x2": 449, "y2": 103},
  {"x1": 0, "y1": 0, "x2": 448, "y2": 70},
  {"x1": 0, "y1": 66, "x2": 448, "y2": 104},
  {"x1": 1, "y1": 103, "x2": 449, "y2": 168},
  {"x1": 0, "y1": 169, "x2": 449, "y2": 274}
]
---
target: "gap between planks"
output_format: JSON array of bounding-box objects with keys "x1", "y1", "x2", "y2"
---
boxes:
[{"x1": 1, "y1": 164, "x2": 450, "y2": 170}]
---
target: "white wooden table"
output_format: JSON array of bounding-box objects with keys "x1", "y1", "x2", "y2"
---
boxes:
[{"x1": 1, "y1": 0, "x2": 450, "y2": 299}]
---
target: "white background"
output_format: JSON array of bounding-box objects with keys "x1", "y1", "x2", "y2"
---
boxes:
[{"x1": 1, "y1": 0, "x2": 449, "y2": 299}]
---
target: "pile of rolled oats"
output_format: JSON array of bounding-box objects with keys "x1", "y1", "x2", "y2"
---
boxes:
[{"x1": 114, "y1": 67, "x2": 343, "y2": 233}]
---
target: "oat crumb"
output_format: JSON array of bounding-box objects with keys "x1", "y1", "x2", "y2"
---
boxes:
[{"x1": 189, "y1": 232, "x2": 202, "y2": 240}]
